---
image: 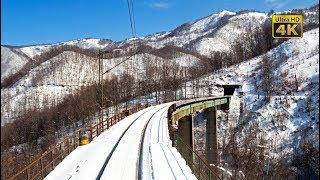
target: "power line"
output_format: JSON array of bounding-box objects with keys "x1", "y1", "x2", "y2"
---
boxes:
[
  {"x1": 125, "y1": 0, "x2": 138, "y2": 105},
  {"x1": 129, "y1": 0, "x2": 136, "y2": 36},
  {"x1": 100, "y1": 0, "x2": 139, "y2": 76},
  {"x1": 126, "y1": 0, "x2": 134, "y2": 37},
  {"x1": 126, "y1": 0, "x2": 136, "y2": 37},
  {"x1": 102, "y1": 51, "x2": 139, "y2": 75},
  {"x1": 125, "y1": 0, "x2": 137, "y2": 79}
]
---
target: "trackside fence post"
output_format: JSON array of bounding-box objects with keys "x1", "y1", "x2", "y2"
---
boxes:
[
  {"x1": 27, "y1": 168, "x2": 30, "y2": 180},
  {"x1": 40, "y1": 157, "x2": 44, "y2": 179},
  {"x1": 96, "y1": 125, "x2": 99, "y2": 136},
  {"x1": 51, "y1": 150, "x2": 54, "y2": 170},
  {"x1": 198, "y1": 159, "x2": 201, "y2": 179}
]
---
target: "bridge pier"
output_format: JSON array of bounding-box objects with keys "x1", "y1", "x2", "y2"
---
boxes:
[
  {"x1": 178, "y1": 115, "x2": 194, "y2": 166},
  {"x1": 170, "y1": 96, "x2": 236, "y2": 179},
  {"x1": 205, "y1": 106, "x2": 218, "y2": 166}
]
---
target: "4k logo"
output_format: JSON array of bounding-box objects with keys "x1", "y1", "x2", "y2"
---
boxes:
[{"x1": 272, "y1": 14, "x2": 303, "y2": 38}]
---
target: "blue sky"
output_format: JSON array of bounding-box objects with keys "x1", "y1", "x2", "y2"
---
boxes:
[{"x1": 1, "y1": 0, "x2": 318, "y2": 45}]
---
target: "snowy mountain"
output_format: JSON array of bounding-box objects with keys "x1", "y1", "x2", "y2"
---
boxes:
[
  {"x1": 1, "y1": 4, "x2": 319, "y2": 179},
  {"x1": 1, "y1": 46, "x2": 30, "y2": 83},
  {"x1": 185, "y1": 27, "x2": 319, "y2": 164},
  {"x1": 1, "y1": 4, "x2": 319, "y2": 125},
  {"x1": 0, "y1": 49, "x2": 201, "y2": 124},
  {"x1": 18, "y1": 38, "x2": 113, "y2": 58},
  {"x1": 191, "y1": 11, "x2": 267, "y2": 55}
]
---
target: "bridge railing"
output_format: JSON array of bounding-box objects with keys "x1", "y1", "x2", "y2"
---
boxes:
[
  {"x1": 173, "y1": 134, "x2": 222, "y2": 180},
  {"x1": 7, "y1": 104, "x2": 142, "y2": 180},
  {"x1": 7, "y1": 130, "x2": 81, "y2": 180},
  {"x1": 89, "y1": 105, "x2": 141, "y2": 140}
]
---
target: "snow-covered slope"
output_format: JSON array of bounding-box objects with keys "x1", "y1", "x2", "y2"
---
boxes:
[
  {"x1": 20, "y1": 45, "x2": 54, "y2": 59},
  {"x1": 19, "y1": 38, "x2": 113, "y2": 59},
  {"x1": 62, "y1": 38, "x2": 113, "y2": 49},
  {"x1": 1, "y1": 46, "x2": 30, "y2": 83},
  {"x1": 144, "y1": 10, "x2": 237, "y2": 49},
  {"x1": 184, "y1": 28, "x2": 319, "y2": 160},
  {"x1": 193, "y1": 12, "x2": 268, "y2": 56},
  {"x1": 0, "y1": 50, "x2": 200, "y2": 125}
]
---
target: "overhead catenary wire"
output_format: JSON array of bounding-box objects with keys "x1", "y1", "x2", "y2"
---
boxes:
[
  {"x1": 126, "y1": 0, "x2": 134, "y2": 37},
  {"x1": 102, "y1": 51, "x2": 139, "y2": 75},
  {"x1": 100, "y1": 0, "x2": 138, "y2": 76},
  {"x1": 125, "y1": 0, "x2": 137, "y2": 77},
  {"x1": 129, "y1": 0, "x2": 137, "y2": 36},
  {"x1": 126, "y1": 0, "x2": 136, "y2": 37}
]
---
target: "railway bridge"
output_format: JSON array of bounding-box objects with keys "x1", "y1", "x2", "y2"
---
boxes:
[
  {"x1": 169, "y1": 96, "x2": 231, "y2": 170},
  {"x1": 9, "y1": 85, "x2": 240, "y2": 180}
]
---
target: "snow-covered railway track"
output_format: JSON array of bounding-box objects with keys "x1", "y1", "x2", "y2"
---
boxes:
[
  {"x1": 95, "y1": 106, "x2": 158, "y2": 180},
  {"x1": 98, "y1": 104, "x2": 169, "y2": 179},
  {"x1": 140, "y1": 104, "x2": 195, "y2": 180},
  {"x1": 157, "y1": 111, "x2": 189, "y2": 179},
  {"x1": 155, "y1": 110, "x2": 189, "y2": 179},
  {"x1": 46, "y1": 103, "x2": 196, "y2": 180},
  {"x1": 137, "y1": 107, "x2": 167, "y2": 180}
]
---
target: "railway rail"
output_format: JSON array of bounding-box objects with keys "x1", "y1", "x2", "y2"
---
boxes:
[
  {"x1": 96, "y1": 106, "x2": 158, "y2": 180},
  {"x1": 44, "y1": 97, "x2": 228, "y2": 179}
]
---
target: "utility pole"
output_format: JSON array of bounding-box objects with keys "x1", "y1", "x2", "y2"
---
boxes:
[
  {"x1": 98, "y1": 50, "x2": 104, "y2": 131},
  {"x1": 101, "y1": 52, "x2": 104, "y2": 127},
  {"x1": 184, "y1": 67, "x2": 187, "y2": 99}
]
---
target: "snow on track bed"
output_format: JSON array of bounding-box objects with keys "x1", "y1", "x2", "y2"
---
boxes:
[
  {"x1": 46, "y1": 103, "x2": 197, "y2": 180},
  {"x1": 45, "y1": 106, "x2": 155, "y2": 180},
  {"x1": 99, "y1": 104, "x2": 169, "y2": 179},
  {"x1": 96, "y1": 105, "x2": 161, "y2": 180},
  {"x1": 141, "y1": 104, "x2": 197, "y2": 180}
]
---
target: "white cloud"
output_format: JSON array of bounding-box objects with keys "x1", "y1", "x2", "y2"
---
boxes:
[
  {"x1": 265, "y1": 0, "x2": 291, "y2": 9},
  {"x1": 149, "y1": 2, "x2": 170, "y2": 9}
]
